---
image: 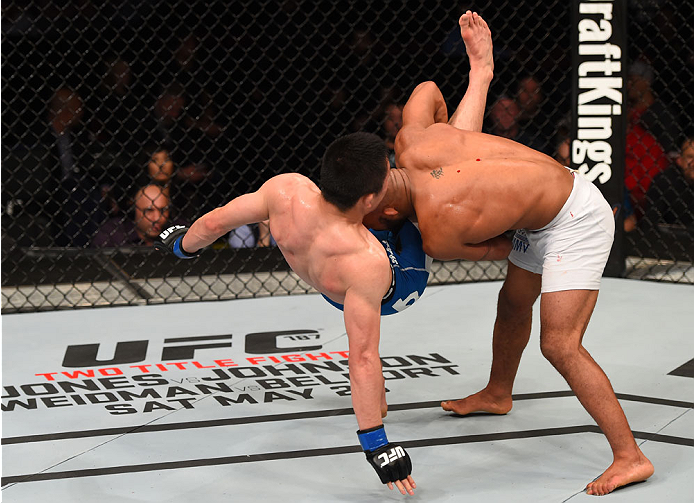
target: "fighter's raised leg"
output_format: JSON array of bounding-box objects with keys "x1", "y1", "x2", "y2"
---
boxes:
[
  {"x1": 449, "y1": 10, "x2": 494, "y2": 132},
  {"x1": 459, "y1": 10, "x2": 493, "y2": 75}
]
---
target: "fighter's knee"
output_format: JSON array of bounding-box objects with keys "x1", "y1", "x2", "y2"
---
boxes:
[
  {"x1": 539, "y1": 337, "x2": 575, "y2": 366},
  {"x1": 497, "y1": 284, "x2": 534, "y2": 317}
]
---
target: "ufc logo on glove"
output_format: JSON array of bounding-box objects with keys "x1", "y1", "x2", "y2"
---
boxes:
[
  {"x1": 159, "y1": 225, "x2": 186, "y2": 240},
  {"x1": 378, "y1": 446, "x2": 406, "y2": 467}
]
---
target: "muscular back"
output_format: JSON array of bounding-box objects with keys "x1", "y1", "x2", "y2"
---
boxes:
[
  {"x1": 264, "y1": 174, "x2": 391, "y2": 303},
  {"x1": 396, "y1": 124, "x2": 573, "y2": 256}
]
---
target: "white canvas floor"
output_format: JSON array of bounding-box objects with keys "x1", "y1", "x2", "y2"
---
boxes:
[{"x1": 2, "y1": 278, "x2": 693, "y2": 502}]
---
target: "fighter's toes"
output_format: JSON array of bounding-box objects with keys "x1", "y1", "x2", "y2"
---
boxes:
[
  {"x1": 586, "y1": 480, "x2": 612, "y2": 496},
  {"x1": 459, "y1": 11, "x2": 471, "y2": 29},
  {"x1": 585, "y1": 457, "x2": 654, "y2": 496}
]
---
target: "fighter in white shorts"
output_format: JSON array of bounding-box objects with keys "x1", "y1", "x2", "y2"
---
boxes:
[{"x1": 509, "y1": 170, "x2": 615, "y2": 293}]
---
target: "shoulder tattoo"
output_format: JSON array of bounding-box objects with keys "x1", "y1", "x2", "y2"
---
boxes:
[{"x1": 430, "y1": 167, "x2": 444, "y2": 179}]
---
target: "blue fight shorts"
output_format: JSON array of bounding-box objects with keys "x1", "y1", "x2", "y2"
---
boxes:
[{"x1": 322, "y1": 220, "x2": 432, "y2": 315}]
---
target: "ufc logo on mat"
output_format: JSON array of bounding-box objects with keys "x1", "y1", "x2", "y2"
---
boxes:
[{"x1": 378, "y1": 446, "x2": 406, "y2": 467}]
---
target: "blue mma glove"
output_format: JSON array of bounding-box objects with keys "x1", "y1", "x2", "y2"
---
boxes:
[
  {"x1": 323, "y1": 220, "x2": 431, "y2": 315},
  {"x1": 154, "y1": 225, "x2": 200, "y2": 259},
  {"x1": 358, "y1": 424, "x2": 412, "y2": 484}
]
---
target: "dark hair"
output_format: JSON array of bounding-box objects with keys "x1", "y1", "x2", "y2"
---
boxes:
[
  {"x1": 320, "y1": 132, "x2": 388, "y2": 211},
  {"x1": 680, "y1": 135, "x2": 694, "y2": 151}
]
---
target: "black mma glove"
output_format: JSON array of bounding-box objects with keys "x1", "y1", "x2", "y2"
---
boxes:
[
  {"x1": 357, "y1": 424, "x2": 412, "y2": 484},
  {"x1": 154, "y1": 225, "x2": 200, "y2": 259}
]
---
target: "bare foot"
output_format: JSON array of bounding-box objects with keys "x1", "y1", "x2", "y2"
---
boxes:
[
  {"x1": 441, "y1": 388, "x2": 512, "y2": 415},
  {"x1": 459, "y1": 10, "x2": 494, "y2": 76},
  {"x1": 585, "y1": 453, "x2": 654, "y2": 496}
]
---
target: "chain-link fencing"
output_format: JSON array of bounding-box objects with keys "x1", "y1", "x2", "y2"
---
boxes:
[
  {"x1": 622, "y1": 0, "x2": 694, "y2": 282},
  {"x1": 2, "y1": 1, "x2": 692, "y2": 312}
]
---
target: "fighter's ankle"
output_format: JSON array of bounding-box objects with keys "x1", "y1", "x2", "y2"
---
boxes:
[
  {"x1": 469, "y1": 67, "x2": 494, "y2": 83},
  {"x1": 483, "y1": 386, "x2": 512, "y2": 400},
  {"x1": 612, "y1": 450, "x2": 647, "y2": 464}
]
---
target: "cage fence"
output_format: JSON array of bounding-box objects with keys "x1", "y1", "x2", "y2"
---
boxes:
[{"x1": 2, "y1": 1, "x2": 692, "y2": 313}]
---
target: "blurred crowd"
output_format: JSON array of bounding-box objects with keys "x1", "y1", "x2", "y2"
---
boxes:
[{"x1": 1, "y1": 1, "x2": 692, "y2": 257}]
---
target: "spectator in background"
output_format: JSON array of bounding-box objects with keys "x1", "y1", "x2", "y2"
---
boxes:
[
  {"x1": 627, "y1": 59, "x2": 680, "y2": 156},
  {"x1": 151, "y1": 83, "x2": 188, "y2": 149},
  {"x1": 329, "y1": 27, "x2": 384, "y2": 134},
  {"x1": 516, "y1": 75, "x2": 543, "y2": 123},
  {"x1": 88, "y1": 56, "x2": 147, "y2": 153},
  {"x1": 625, "y1": 121, "x2": 668, "y2": 218},
  {"x1": 140, "y1": 144, "x2": 251, "y2": 247},
  {"x1": 515, "y1": 75, "x2": 552, "y2": 154},
  {"x1": 146, "y1": 84, "x2": 229, "y2": 217},
  {"x1": 92, "y1": 183, "x2": 179, "y2": 247},
  {"x1": 487, "y1": 96, "x2": 546, "y2": 152},
  {"x1": 48, "y1": 88, "x2": 88, "y2": 180},
  {"x1": 147, "y1": 146, "x2": 175, "y2": 185},
  {"x1": 99, "y1": 145, "x2": 175, "y2": 222},
  {"x1": 488, "y1": 96, "x2": 519, "y2": 139},
  {"x1": 639, "y1": 136, "x2": 694, "y2": 249},
  {"x1": 139, "y1": 143, "x2": 195, "y2": 223},
  {"x1": 166, "y1": 33, "x2": 223, "y2": 139},
  {"x1": 321, "y1": 79, "x2": 352, "y2": 138},
  {"x1": 46, "y1": 87, "x2": 109, "y2": 246},
  {"x1": 170, "y1": 34, "x2": 203, "y2": 96}
]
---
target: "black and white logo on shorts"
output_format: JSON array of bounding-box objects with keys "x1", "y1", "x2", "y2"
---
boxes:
[{"x1": 512, "y1": 230, "x2": 530, "y2": 253}]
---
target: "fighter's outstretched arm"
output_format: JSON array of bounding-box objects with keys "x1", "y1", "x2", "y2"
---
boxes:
[
  {"x1": 447, "y1": 10, "x2": 494, "y2": 132},
  {"x1": 179, "y1": 177, "x2": 277, "y2": 253},
  {"x1": 343, "y1": 261, "x2": 417, "y2": 495},
  {"x1": 343, "y1": 282, "x2": 386, "y2": 432}
]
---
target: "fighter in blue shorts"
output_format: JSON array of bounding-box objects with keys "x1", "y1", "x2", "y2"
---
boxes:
[{"x1": 322, "y1": 220, "x2": 432, "y2": 315}]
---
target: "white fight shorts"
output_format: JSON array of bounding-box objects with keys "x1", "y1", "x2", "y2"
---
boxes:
[{"x1": 509, "y1": 170, "x2": 615, "y2": 293}]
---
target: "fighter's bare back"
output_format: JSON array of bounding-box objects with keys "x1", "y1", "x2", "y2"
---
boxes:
[{"x1": 396, "y1": 123, "x2": 574, "y2": 257}]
